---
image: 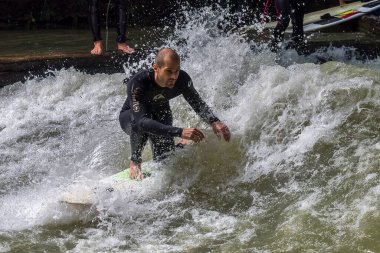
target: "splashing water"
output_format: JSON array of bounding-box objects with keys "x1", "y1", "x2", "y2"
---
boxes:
[{"x1": 1, "y1": 6, "x2": 380, "y2": 253}]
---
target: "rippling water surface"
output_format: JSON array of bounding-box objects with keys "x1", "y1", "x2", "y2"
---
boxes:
[{"x1": 1, "y1": 6, "x2": 380, "y2": 253}]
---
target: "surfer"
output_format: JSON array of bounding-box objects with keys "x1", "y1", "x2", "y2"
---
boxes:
[
  {"x1": 119, "y1": 48, "x2": 231, "y2": 180},
  {"x1": 88, "y1": 0, "x2": 135, "y2": 55},
  {"x1": 270, "y1": 0, "x2": 307, "y2": 54}
]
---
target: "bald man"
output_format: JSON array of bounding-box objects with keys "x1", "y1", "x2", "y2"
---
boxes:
[{"x1": 119, "y1": 48, "x2": 231, "y2": 180}]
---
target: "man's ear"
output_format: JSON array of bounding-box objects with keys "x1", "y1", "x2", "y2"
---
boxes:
[{"x1": 152, "y1": 63, "x2": 158, "y2": 72}]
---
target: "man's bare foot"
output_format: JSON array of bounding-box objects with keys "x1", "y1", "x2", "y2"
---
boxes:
[
  {"x1": 91, "y1": 41, "x2": 103, "y2": 55},
  {"x1": 129, "y1": 160, "x2": 143, "y2": 180},
  {"x1": 118, "y1": 43, "x2": 135, "y2": 54}
]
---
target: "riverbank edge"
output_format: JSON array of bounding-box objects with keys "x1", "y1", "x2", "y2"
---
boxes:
[
  {"x1": 0, "y1": 50, "x2": 153, "y2": 88},
  {"x1": 1, "y1": 15, "x2": 380, "y2": 88}
]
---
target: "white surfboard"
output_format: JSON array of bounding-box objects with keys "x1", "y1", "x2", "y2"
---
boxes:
[
  {"x1": 61, "y1": 164, "x2": 154, "y2": 208},
  {"x1": 264, "y1": 0, "x2": 380, "y2": 32}
]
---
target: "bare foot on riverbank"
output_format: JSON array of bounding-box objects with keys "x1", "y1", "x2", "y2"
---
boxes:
[
  {"x1": 91, "y1": 41, "x2": 103, "y2": 55},
  {"x1": 118, "y1": 43, "x2": 135, "y2": 54}
]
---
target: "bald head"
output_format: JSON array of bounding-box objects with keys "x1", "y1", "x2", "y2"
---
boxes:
[
  {"x1": 153, "y1": 48, "x2": 181, "y2": 89},
  {"x1": 155, "y1": 48, "x2": 180, "y2": 67}
]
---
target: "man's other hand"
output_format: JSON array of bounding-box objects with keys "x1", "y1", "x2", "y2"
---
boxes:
[
  {"x1": 212, "y1": 121, "x2": 231, "y2": 142},
  {"x1": 181, "y1": 128, "x2": 205, "y2": 143}
]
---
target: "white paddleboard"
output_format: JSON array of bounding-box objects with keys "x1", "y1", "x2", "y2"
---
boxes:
[
  {"x1": 264, "y1": 0, "x2": 380, "y2": 32},
  {"x1": 61, "y1": 164, "x2": 154, "y2": 208},
  {"x1": 304, "y1": 0, "x2": 380, "y2": 32}
]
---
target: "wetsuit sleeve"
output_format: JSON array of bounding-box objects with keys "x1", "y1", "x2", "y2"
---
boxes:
[
  {"x1": 131, "y1": 82, "x2": 182, "y2": 137},
  {"x1": 181, "y1": 77, "x2": 220, "y2": 124}
]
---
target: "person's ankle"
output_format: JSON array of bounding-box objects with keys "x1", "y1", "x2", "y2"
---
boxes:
[
  {"x1": 94, "y1": 41, "x2": 103, "y2": 48},
  {"x1": 91, "y1": 41, "x2": 103, "y2": 55}
]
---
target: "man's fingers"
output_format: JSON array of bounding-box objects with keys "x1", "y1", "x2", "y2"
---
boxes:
[
  {"x1": 212, "y1": 122, "x2": 231, "y2": 142},
  {"x1": 192, "y1": 129, "x2": 205, "y2": 142},
  {"x1": 197, "y1": 129, "x2": 205, "y2": 139},
  {"x1": 191, "y1": 132, "x2": 202, "y2": 142},
  {"x1": 182, "y1": 128, "x2": 205, "y2": 142},
  {"x1": 221, "y1": 127, "x2": 231, "y2": 142},
  {"x1": 196, "y1": 129, "x2": 205, "y2": 142}
]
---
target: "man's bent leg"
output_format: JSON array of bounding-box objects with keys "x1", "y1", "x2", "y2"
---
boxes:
[{"x1": 119, "y1": 109, "x2": 148, "y2": 164}]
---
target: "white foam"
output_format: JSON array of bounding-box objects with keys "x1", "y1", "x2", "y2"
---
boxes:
[{"x1": 1, "y1": 5, "x2": 380, "y2": 252}]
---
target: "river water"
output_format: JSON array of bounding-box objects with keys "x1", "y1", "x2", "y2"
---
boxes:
[{"x1": 1, "y1": 7, "x2": 380, "y2": 253}]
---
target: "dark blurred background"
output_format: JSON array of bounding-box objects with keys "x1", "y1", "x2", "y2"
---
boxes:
[{"x1": 0, "y1": 0, "x2": 340, "y2": 30}]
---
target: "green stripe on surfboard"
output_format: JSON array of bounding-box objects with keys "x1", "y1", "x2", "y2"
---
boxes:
[{"x1": 62, "y1": 163, "x2": 155, "y2": 207}]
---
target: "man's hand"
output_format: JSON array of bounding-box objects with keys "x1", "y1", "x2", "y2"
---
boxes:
[
  {"x1": 212, "y1": 121, "x2": 231, "y2": 142},
  {"x1": 129, "y1": 160, "x2": 144, "y2": 180},
  {"x1": 181, "y1": 128, "x2": 205, "y2": 143}
]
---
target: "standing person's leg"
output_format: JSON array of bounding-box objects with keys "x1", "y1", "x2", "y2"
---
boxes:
[
  {"x1": 271, "y1": 0, "x2": 291, "y2": 52},
  {"x1": 88, "y1": 0, "x2": 103, "y2": 55},
  {"x1": 290, "y1": 0, "x2": 305, "y2": 48},
  {"x1": 116, "y1": 0, "x2": 135, "y2": 54},
  {"x1": 149, "y1": 108, "x2": 176, "y2": 161}
]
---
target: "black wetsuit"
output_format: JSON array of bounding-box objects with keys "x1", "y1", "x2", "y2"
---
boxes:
[
  {"x1": 88, "y1": 0, "x2": 128, "y2": 43},
  {"x1": 119, "y1": 69, "x2": 220, "y2": 163},
  {"x1": 271, "y1": 0, "x2": 305, "y2": 52}
]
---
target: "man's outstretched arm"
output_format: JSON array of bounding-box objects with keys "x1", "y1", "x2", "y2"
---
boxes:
[
  {"x1": 130, "y1": 82, "x2": 182, "y2": 137},
  {"x1": 182, "y1": 79, "x2": 231, "y2": 142}
]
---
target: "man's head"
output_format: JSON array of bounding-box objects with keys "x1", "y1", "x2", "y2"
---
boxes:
[{"x1": 153, "y1": 48, "x2": 180, "y2": 89}]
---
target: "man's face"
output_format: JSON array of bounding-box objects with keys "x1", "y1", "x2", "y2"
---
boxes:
[{"x1": 153, "y1": 57, "x2": 180, "y2": 89}]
